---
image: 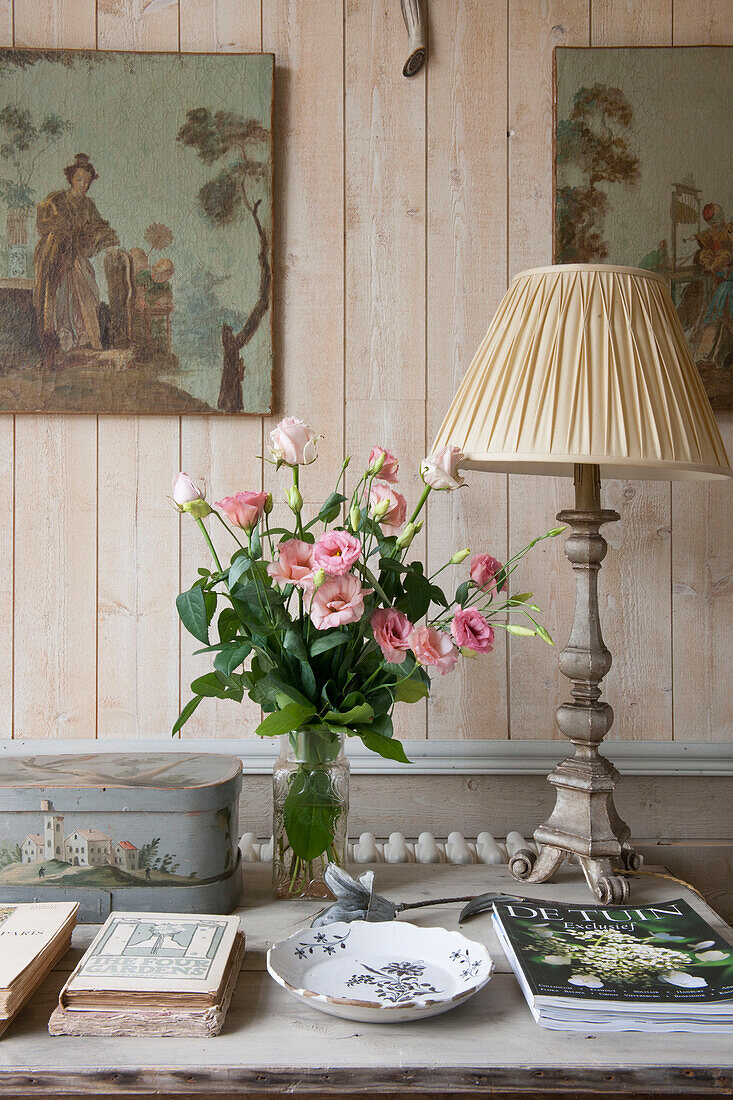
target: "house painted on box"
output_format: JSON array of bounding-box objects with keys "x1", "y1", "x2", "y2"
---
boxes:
[
  {"x1": 18, "y1": 802, "x2": 139, "y2": 869},
  {"x1": 64, "y1": 829, "x2": 112, "y2": 867},
  {"x1": 21, "y1": 833, "x2": 44, "y2": 863},
  {"x1": 113, "y1": 840, "x2": 139, "y2": 871}
]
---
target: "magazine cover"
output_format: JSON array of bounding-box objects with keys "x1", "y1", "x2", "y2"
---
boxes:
[{"x1": 493, "y1": 898, "x2": 733, "y2": 1004}]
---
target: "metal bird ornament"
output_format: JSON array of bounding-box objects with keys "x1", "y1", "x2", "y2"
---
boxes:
[
  {"x1": 311, "y1": 863, "x2": 524, "y2": 927},
  {"x1": 400, "y1": 0, "x2": 426, "y2": 77}
]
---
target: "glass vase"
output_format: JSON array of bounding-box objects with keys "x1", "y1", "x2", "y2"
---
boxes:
[{"x1": 272, "y1": 728, "x2": 349, "y2": 900}]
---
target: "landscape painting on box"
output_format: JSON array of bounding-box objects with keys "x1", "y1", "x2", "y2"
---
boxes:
[
  {"x1": 554, "y1": 47, "x2": 733, "y2": 409},
  {"x1": 0, "y1": 49, "x2": 273, "y2": 414}
]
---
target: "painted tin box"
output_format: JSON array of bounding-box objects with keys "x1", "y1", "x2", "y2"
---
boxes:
[{"x1": 0, "y1": 753, "x2": 242, "y2": 922}]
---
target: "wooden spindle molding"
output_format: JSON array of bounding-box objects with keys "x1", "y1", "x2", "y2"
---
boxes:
[{"x1": 400, "y1": 0, "x2": 426, "y2": 76}]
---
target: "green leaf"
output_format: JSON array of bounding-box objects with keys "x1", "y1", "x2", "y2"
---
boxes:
[
  {"x1": 509, "y1": 592, "x2": 532, "y2": 604},
  {"x1": 228, "y1": 554, "x2": 252, "y2": 588},
  {"x1": 214, "y1": 642, "x2": 252, "y2": 676},
  {"x1": 455, "y1": 580, "x2": 470, "y2": 607},
  {"x1": 176, "y1": 586, "x2": 210, "y2": 644},
  {"x1": 324, "y1": 702, "x2": 374, "y2": 726},
  {"x1": 172, "y1": 695, "x2": 202, "y2": 735},
  {"x1": 505, "y1": 624, "x2": 536, "y2": 637},
  {"x1": 308, "y1": 491, "x2": 347, "y2": 526},
  {"x1": 260, "y1": 674, "x2": 313, "y2": 709},
  {"x1": 284, "y1": 625, "x2": 308, "y2": 662},
  {"x1": 404, "y1": 570, "x2": 433, "y2": 620},
  {"x1": 309, "y1": 632, "x2": 351, "y2": 657},
  {"x1": 356, "y1": 729, "x2": 411, "y2": 763},
  {"x1": 283, "y1": 771, "x2": 342, "y2": 860},
  {"x1": 204, "y1": 590, "x2": 217, "y2": 624},
  {"x1": 370, "y1": 712, "x2": 394, "y2": 739},
  {"x1": 394, "y1": 676, "x2": 430, "y2": 704},
  {"x1": 191, "y1": 673, "x2": 228, "y2": 698},
  {"x1": 378, "y1": 557, "x2": 410, "y2": 574},
  {"x1": 249, "y1": 526, "x2": 262, "y2": 559},
  {"x1": 255, "y1": 701, "x2": 316, "y2": 738}
]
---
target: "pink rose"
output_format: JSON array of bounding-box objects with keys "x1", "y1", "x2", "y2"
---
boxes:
[
  {"x1": 267, "y1": 538, "x2": 316, "y2": 589},
  {"x1": 313, "y1": 530, "x2": 362, "y2": 576},
  {"x1": 172, "y1": 471, "x2": 204, "y2": 507},
  {"x1": 409, "y1": 625, "x2": 459, "y2": 676},
  {"x1": 451, "y1": 608, "x2": 495, "y2": 653},
  {"x1": 369, "y1": 446, "x2": 399, "y2": 483},
  {"x1": 420, "y1": 444, "x2": 465, "y2": 491},
  {"x1": 368, "y1": 483, "x2": 407, "y2": 536},
  {"x1": 216, "y1": 491, "x2": 269, "y2": 532},
  {"x1": 470, "y1": 553, "x2": 503, "y2": 593},
  {"x1": 309, "y1": 574, "x2": 371, "y2": 631},
  {"x1": 371, "y1": 608, "x2": 413, "y2": 664},
  {"x1": 269, "y1": 416, "x2": 318, "y2": 466}
]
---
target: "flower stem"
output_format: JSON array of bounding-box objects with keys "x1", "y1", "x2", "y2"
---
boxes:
[
  {"x1": 195, "y1": 516, "x2": 223, "y2": 574},
  {"x1": 409, "y1": 484, "x2": 431, "y2": 526}
]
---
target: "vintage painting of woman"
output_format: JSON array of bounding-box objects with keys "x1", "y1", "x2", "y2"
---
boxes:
[{"x1": 33, "y1": 152, "x2": 119, "y2": 355}]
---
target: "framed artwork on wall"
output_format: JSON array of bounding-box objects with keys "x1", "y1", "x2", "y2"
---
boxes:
[
  {"x1": 554, "y1": 46, "x2": 733, "y2": 409},
  {"x1": 0, "y1": 48, "x2": 273, "y2": 415}
]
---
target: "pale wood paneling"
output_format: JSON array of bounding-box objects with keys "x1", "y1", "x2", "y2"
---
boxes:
[
  {"x1": 13, "y1": 2, "x2": 98, "y2": 740},
  {"x1": 589, "y1": 0, "x2": 674, "y2": 741},
  {"x1": 95, "y1": 3, "x2": 181, "y2": 739},
  {"x1": 672, "y1": 0, "x2": 733, "y2": 742},
  {"x1": 178, "y1": 0, "x2": 265, "y2": 740},
  {"x1": 345, "y1": 0, "x2": 427, "y2": 739},
  {"x1": 426, "y1": 0, "x2": 509, "y2": 740},
  {"x1": 262, "y1": 0, "x2": 344, "y2": 506},
  {"x1": 2, "y1": 0, "x2": 731, "y2": 751},
  {"x1": 506, "y1": 0, "x2": 589, "y2": 739},
  {"x1": 0, "y1": 4, "x2": 13, "y2": 739}
]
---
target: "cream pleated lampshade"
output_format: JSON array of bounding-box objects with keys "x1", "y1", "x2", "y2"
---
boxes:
[{"x1": 433, "y1": 264, "x2": 731, "y2": 481}]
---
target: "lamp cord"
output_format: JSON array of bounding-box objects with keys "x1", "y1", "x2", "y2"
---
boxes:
[{"x1": 613, "y1": 866, "x2": 706, "y2": 902}]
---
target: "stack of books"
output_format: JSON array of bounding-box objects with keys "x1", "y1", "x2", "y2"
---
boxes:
[
  {"x1": 0, "y1": 902, "x2": 78, "y2": 1037},
  {"x1": 493, "y1": 896, "x2": 733, "y2": 1032},
  {"x1": 49, "y1": 911, "x2": 245, "y2": 1037}
]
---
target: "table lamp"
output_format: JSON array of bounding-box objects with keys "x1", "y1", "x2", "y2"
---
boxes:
[{"x1": 432, "y1": 263, "x2": 731, "y2": 904}]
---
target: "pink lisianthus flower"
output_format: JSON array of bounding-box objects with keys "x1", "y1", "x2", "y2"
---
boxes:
[
  {"x1": 309, "y1": 574, "x2": 372, "y2": 631},
  {"x1": 450, "y1": 607, "x2": 495, "y2": 653},
  {"x1": 470, "y1": 553, "x2": 503, "y2": 593},
  {"x1": 409, "y1": 625, "x2": 459, "y2": 676},
  {"x1": 216, "y1": 491, "x2": 269, "y2": 532},
  {"x1": 267, "y1": 538, "x2": 315, "y2": 590},
  {"x1": 420, "y1": 444, "x2": 465, "y2": 491},
  {"x1": 369, "y1": 446, "x2": 399, "y2": 483},
  {"x1": 172, "y1": 471, "x2": 204, "y2": 507},
  {"x1": 368, "y1": 483, "x2": 407, "y2": 535},
  {"x1": 371, "y1": 608, "x2": 413, "y2": 664},
  {"x1": 268, "y1": 416, "x2": 318, "y2": 466},
  {"x1": 313, "y1": 530, "x2": 362, "y2": 576}
]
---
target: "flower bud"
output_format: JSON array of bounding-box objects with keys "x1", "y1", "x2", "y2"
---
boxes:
[
  {"x1": 264, "y1": 492, "x2": 274, "y2": 515},
  {"x1": 395, "y1": 521, "x2": 416, "y2": 549},
  {"x1": 181, "y1": 498, "x2": 212, "y2": 519},
  {"x1": 450, "y1": 548, "x2": 470, "y2": 565},
  {"x1": 350, "y1": 502, "x2": 362, "y2": 530},
  {"x1": 459, "y1": 646, "x2": 478, "y2": 658},
  {"x1": 172, "y1": 471, "x2": 205, "y2": 511},
  {"x1": 286, "y1": 485, "x2": 303, "y2": 513},
  {"x1": 413, "y1": 519, "x2": 424, "y2": 534},
  {"x1": 371, "y1": 496, "x2": 391, "y2": 521},
  {"x1": 312, "y1": 567, "x2": 326, "y2": 590},
  {"x1": 368, "y1": 449, "x2": 386, "y2": 476}
]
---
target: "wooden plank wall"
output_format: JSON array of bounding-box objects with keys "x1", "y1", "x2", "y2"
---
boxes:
[{"x1": 2, "y1": 0, "x2": 731, "y2": 746}]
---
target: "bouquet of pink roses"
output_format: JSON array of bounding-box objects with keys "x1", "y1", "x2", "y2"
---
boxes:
[{"x1": 174, "y1": 416, "x2": 561, "y2": 897}]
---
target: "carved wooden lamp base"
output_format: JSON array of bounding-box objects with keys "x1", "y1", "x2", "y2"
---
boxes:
[{"x1": 509, "y1": 463, "x2": 643, "y2": 904}]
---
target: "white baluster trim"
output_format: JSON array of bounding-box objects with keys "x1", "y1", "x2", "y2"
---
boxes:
[{"x1": 242, "y1": 831, "x2": 528, "y2": 865}]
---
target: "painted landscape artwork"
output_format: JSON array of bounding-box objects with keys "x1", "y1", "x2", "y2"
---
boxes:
[
  {"x1": 0, "y1": 49, "x2": 273, "y2": 414},
  {"x1": 554, "y1": 47, "x2": 733, "y2": 409}
]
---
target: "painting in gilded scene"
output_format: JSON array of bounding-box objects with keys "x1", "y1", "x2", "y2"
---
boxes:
[
  {"x1": 0, "y1": 49, "x2": 273, "y2": 414},
  {"x1": 554, "y1": 47, "x2": 733, "y2": 409}
]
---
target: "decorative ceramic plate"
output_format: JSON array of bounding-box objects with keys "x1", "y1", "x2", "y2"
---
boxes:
[{"x1": 266, "y1": 920, "x2": 494, "y2": 1023}]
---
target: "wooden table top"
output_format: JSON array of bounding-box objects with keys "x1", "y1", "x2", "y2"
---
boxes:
[{"x1": 1, "y1": 863, "x2": 731, "y2": 1096}]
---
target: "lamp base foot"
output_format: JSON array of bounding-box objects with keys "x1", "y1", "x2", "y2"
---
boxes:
[{"x1": 508, "y1": 841, "x2": 643, "y2": 904}]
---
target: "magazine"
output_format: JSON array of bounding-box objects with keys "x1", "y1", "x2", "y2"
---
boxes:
[{"x1": 492, "y1": 896, "x2": 733, "y2": 1032}]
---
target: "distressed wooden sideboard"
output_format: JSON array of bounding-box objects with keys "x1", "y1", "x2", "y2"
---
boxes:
[{"x1": 0, "y1": 863, "x2": 731, "y2": 1098}]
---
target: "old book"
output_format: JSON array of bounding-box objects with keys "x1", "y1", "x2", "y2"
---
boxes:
[
  {"x1": 49, "y1": 911, "x2": 244, "y2": 1037},
  {"x1": 0, "y1": 901, "x2": 78, "y2": 1036}
]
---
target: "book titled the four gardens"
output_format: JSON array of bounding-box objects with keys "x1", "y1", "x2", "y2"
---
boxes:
[{"x1": 493, "y1": 898, "x2": 733, "y2": 1031}]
